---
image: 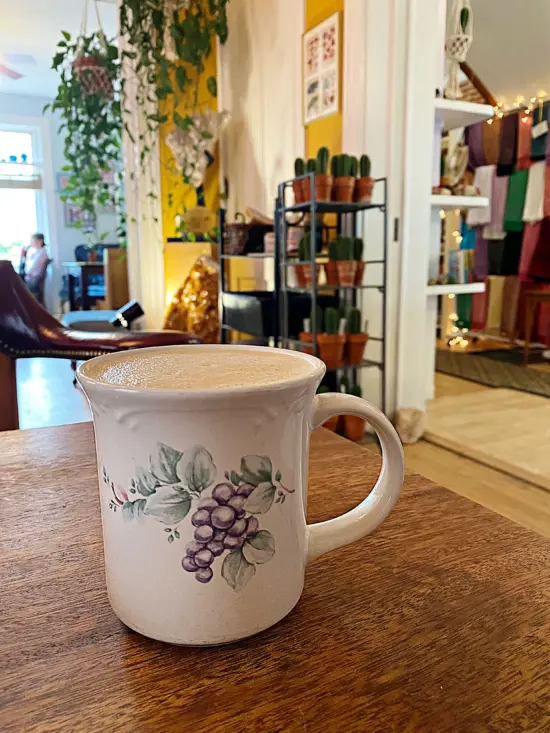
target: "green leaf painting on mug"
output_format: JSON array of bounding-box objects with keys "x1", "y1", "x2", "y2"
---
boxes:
[
  {"x1": 134, "y1": 466, "x2": 160, "y2": 496},
  {"x1": 242, "y1": 531, "x2": 275, "y2": 565},
  {"x1": 150, "y1": 443, "x2": 183, "y2": 484},
  {"x1": 240, "y1": 455, "x2": 273, "y2": 486},
  {"x1": 245, "y1": 482, "x2": 277, "y2": 515},
  {"x1": 143, "y1": 485, "x2": 191, "y2": 525},
  {"x1": 177, "y1": 445, "x2": 216, "y2": 494},
  {"x1": 122, "y1": 498, "x2": 146, "y2": 521},
  {"x1": 221, "y1": 548, "x2": 256, "y2": 592}
]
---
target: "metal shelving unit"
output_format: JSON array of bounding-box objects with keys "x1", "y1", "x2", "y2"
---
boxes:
[{"x1": 276, "y1": 173, "x2": 389, "y2": 413}]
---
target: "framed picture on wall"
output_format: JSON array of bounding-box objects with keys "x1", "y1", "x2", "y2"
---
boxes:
[
  {"x1": 63, "y1": 203, "x2": 96, "y2": 229},
  {"x1": 303, "y1": 12, "x2": 340, "y2": 124}
]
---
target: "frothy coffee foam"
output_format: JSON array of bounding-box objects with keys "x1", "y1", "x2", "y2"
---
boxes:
[{"x1": 84, "y1": 347, "x2": 313, "y2": 390}]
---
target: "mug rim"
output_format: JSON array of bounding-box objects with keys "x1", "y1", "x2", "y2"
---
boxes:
[{"x1": 77, "y1": 344, "x2": 326, "y2": 399}]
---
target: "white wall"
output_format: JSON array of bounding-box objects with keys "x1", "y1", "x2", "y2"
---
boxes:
[
  {"x1": 218, "y1": 0, "x2": 304, "y2": 218},
  {"x1": 0, "y1": 92, "x2": 117, "y2": 312}
]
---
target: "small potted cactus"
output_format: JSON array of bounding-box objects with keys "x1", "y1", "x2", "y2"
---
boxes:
[
  {"x1": 354, "y1": 237, "x2": 365, "y2": 285},
  {"x1": 335, "y1": 236, "x2": 357, "y2": 287},
  {"x1": 316, "y1": 384, "x2": 340, "y2": 431},
  {"x1": 302, "y1": 158, "x2": 317, "y2": 201},
  {"x1": 317, "y1": 307, "x2": 346, "y2": 369},
  {"x1": 295, "y1": 232, "x2": 320, "y2": 288},
  {"x1": 331, "y1": 154, "x2": 355, "y2": 202},
  {"x1": 324, "y1": 237, "x2": 340, "y2": 286},
  {"x1": 299, "y1": 305, "x2": 322, "y2": 355},
  {"x1": 293, "y1": 158, "x2": 306, "y2": 204},
  {"x1": 346, "y1": 308, "x2": 369, "y2": 366},
  {"x1": 312, "y1": 146, "x2": 332, "y2": 201},
  {"x1": 343, "y1": 383, "x2": 365, "y2": 441},
  {"x1": 355, "y1": 155, "x2": 374, "y2": 203}
]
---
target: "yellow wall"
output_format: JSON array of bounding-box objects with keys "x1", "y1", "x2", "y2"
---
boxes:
[
  {"x1": 159, "y1": 45, "x2": 219, "y2": 306},
  {"x1": 304, "y1": 0, "x2": 344, "y2": 159}
]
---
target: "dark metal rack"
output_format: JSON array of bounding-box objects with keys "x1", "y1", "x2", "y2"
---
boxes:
[
  {"x1": 276, "y1": 173, "x2": 388, "y2": 413},
  {"x1": 218, "y1": 174, "x2": 389, "y2": 413}
]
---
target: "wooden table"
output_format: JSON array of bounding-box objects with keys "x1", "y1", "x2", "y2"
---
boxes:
[
  {"x1": 3, "y1": 424, "x2": 550, "y2": 732},
  {"x1": 62, "y1": 261, "x2": 104, "y2": 311}
]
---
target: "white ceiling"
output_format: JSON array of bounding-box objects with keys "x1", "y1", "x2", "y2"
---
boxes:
[
  {"x1": 457, "y1": 0, "x2": 550, "y2": 106},
  {"x1": 0, "y1": 0, "x2": 117, "y2": 99}
]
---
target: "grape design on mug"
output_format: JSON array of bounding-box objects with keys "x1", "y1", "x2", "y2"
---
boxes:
[{"x1": 102, "y1": 443, "x2": 293, "y2": 592}]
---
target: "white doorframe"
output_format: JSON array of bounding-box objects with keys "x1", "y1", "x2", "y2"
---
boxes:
[{"x1": 342, "y1": 0, "x2": 408, "y2": 416}]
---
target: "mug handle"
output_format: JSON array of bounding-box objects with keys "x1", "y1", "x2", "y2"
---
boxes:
[{"x1": 307, "y1": 392, "x2": 404, "y2": 563}]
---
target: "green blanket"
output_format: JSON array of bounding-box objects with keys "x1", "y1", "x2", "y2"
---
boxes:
[{"x1": 503, "y1": 168, "x2": 528, "y2": 232}]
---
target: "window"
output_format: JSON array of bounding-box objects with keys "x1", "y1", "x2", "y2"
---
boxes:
[{"x1": 0, "y1": 129, "x2": 41, "y2": 267}]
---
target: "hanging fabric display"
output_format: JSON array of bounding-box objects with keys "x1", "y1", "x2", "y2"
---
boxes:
[
  {"x1": 72, "y1": 0, "x2": 114, "y2": 99},
  {"x1": 466, "y1": 165, "x2": 494, "y2": 227},
  {"x1": 500, "y1": 276, "x2": 521, "y2": 337},
  {"x1": 444, "y1": 0, "x2": 473, "y2": 100},
  {"x1": 482, "y1": 117, "x2": 502, "y2": 166},
  {"x1": 483, "y1": 174, "x2": 508, "y2": 240},
  {"x1": 473, "y1": 227, "x2": 489, "y2": 281},
  {"x1": 497, "y1": 112, "x2": 519, "y2": 177},
  {"x1": 523, "y1": 160, "x2": 546, "y2": 224},
  {"x1": 530, "y1": 100, "x2": 550, "y2": 161},
  {"x1": 517, "y1": 114, "x2": 533, "y2": 170},
  {"x1": 466, "y1": 122, "x2": 487, "y2": 169},
  {"x1": 503, "y1": 168, "x2": 529, "y2": 232}
]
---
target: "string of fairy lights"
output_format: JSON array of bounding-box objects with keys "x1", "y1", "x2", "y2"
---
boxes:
[{"x1": 487, "y1": 91, "x2": 548, "y2": 126}]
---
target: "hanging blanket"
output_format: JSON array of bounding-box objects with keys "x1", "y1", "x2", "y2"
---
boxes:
[
  {"x1": 466, "y1": 165, "x2": 494, "y2": 227},
  {"x1": 503, "y1": 168, "x2": 529, "y2": 232},
  {"x1": 500, "y1": 231, "x2": 523, "y2": 276},
  {"x1": 482, "y1": 117, "x2": 502, "y2": 166},
  {"x1": 500, "y1": 276, "x2": 521, "y2": 337},
  {"x1": 516, "y1": 114, "x2": 533, "y2": 170},
  {"x1": 483, "y1": 174, "x2": 509, "y2": 239},
  {"x1": 523, "y1": 160, "x2": 546, "y2": 223},
  {"x1": 530, "y1": 101, "x2": 550, "y2": 161},
  {"x1": 485, "y1": 275, "x2": 506, "y2": 331},
  {"x1": 497, "y1": 112, "x2": 519, "y2": 177},
  {"x1": 466, "y1": 122, "x2": 487, "y2": 169},
  {"x1": 528, "y1": 217, "x2": 550, "y2": 282},
  {"x1": 519, "y1": 222, "x2": 541, "y2": 281},
  {"x1": 473, "y1": 227, "x2": 489, "y2": 281}
]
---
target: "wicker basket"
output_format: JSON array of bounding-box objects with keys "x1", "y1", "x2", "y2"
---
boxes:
[{"x1": 224, "y1": 213, "x2": 250, "y2": 255}]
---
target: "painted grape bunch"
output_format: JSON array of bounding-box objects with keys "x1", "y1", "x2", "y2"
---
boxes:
[{"x1": 102, "y1": 443, "x2": 293, "y2": 592}]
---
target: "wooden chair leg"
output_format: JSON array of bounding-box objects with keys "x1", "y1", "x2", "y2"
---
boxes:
[
  {"x1": 0, "y1": 354, "x2": 19, "y2": 431},
  {"x1": 524, "y1": 298, "x2": 536, "y2": 366}
]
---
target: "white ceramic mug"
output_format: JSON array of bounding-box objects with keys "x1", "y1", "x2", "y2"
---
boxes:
[{"x1": 78, "y1": 345, "x2": 404, "y2": 645}]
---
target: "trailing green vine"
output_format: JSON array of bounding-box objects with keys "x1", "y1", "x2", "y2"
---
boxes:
[{"x1": 46, "y1": 30, "x2": 125, "y2": 243}]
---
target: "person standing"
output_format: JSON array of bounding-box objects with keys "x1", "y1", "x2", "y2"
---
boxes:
[{"x1": 21, "y1": 233, "x2": 50, "y2": 305}]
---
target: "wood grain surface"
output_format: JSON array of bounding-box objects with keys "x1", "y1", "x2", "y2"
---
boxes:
[{"x1": 2, "y1": 424, "x2": 550, "y2": 732}]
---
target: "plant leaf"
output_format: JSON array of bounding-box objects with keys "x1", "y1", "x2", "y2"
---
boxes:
[
  {"x1": 207, "y1": 75, "x2": 217, "y2": 98},
  {"x1": 240, "y1": 455, "x2": 273, "y2": 486},
  {"x1": 245, "y1": 482, "x2": 276, "y2": 514},
  {"x1": 242, "y1": 531, "x2": 275, "y2": 565},
  {"x1": 150, "y1": 443, "x2": 183, "y2": 484},
  {"x1": 230, "y1": 470, "x2": 241, "y2": 486},
  {"x1": 176, "y1": 66, "x2": 188, "y2": 92},
  {"x1": 177, "y1": 445, "x2": 216, "y2": 493},
  {"x1": 144, "y1": 486, "x2": 191, "y2": 525},
  {"x1": 135, "y1": 466, "x2": 160, "y2": 496},
  {"x1": 122, "y1": 498, "x2": 146, "y2": 521},
  {"x1": 61, "y1": 30, "x2": 71, "y2": 41},
  {"x1": 222, "y1": 549, "x2": 256, "y2": 591}
]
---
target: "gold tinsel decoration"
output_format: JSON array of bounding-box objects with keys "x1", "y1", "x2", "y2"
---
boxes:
[{"x1": 163, "y1": 255, "x2": 220, "y2": 343}]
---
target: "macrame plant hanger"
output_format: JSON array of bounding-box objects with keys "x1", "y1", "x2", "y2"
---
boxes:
[
  {"x1": 73, "y1": 0, "x2": 113, "y2": 99},
  {"x1": 444, "y1": 0, "x2": 473, "y2": 100}
]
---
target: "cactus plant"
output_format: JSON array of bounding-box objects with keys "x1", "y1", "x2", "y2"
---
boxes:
[
  {"x1": 346, "y1": 308, "x2": 362, "y2": 334},
  {"x1": 359, "y1": 154, "x2": 371, "y2": 178},
  {"x1": 316, "y1": 147, "x2": 329, "y2": 176},
  {"x1": 348, "y1": 383, "x2": 362, "y2": 398},
  {"x1": 354, "y1": 237, "x2": 364, "y2": 261},
  {"x1": 324, "y1": 307, "x2": 339, "y2": 335},
  {"x1": 316, "y1": 384, "x2": 330, "y2": 394},
  {"x1": 337, "y1": 236, "x2": 354, "y2": 260},
  {"x1": 311, "y1": 304, "x2": 323, "y2": 331},
  {"x1": 330, "y1": 155, "x2": 338, "y2": 177},
  {"x1": 349, "y1": 156, "x2": 358, "y2": 178},
  {"x1": 328, "y1": 238, "x2": 340, "y2": 261},
  {"x1": 294, "y1": 158, "x2": 306, "y2": 177},
  {"x1": 341, "y1": 154, "x2": 351, "y2": 177},
  {"x1": 306, "y1": 158, "x2": 317, "y2": 174},
  {"x1": 298, "y1": 232, "x2": 311, "y2": 261}
]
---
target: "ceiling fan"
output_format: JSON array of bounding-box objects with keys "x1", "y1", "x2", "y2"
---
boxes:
[{"x1": 0, "y1": 53, "x2": 36, "y2": 81}]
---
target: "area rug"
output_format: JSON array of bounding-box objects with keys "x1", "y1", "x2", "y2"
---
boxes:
[
  {"x1": 435, "y1": 349, "x2": 550, "y2": 399},
  {"x1": 425, "y1": 388, "x2": 550, "y2": 491}
]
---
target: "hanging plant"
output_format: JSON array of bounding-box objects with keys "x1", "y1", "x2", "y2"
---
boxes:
[
  {"x1": 119, "y1": 0, "x2": 229, "y2": 186},
  {"x1": 45, "y1": 5, "x2": 124, "y2": 242}
]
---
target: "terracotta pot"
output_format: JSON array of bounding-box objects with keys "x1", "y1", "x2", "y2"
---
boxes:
[
  {"x1": 299, "y1": 331, "x2": 315, "y2": 356},
  {"x1": 355, "y1": 176, "x2": 375, "y2": 204},
  {"x1": 317, "y1": 333, "x2": 346, "y2": 369},
  {"x1": 302, "y1": 263, "x2": 321, "y2": 288},
  {"x1": 292, "y1": 179, "x2": 304, "y2": 205},
  {"x1": 294, "y1": 264, "x2": 307, "y2": 288},
  {"x1": 336, "y1": 260, "x2": 358, "y2": 287},
  {"x1": 323, "y1": 415, "x2": 340, "y2": 432},
  {"x1": 324, "y1": 261, "x2": 339, "y2": 286},
  {"x1": 344, "y1": 414, "x2": 365, "y2": 441},
  {"x1": 301, "y1": 177, "x2": 314, "y2": 202},
  {"x1": 315, "y1": 174, "x2": 333, "y2": 202},
  {"x1": 355, "y1": 260, "x2": 366, "y2": 286},
  {"x1": 346, "y1": 333, "x2": 369, "y2": 366},
  {"x1": 333, "y1": 176, "x2": 355, "y2": 202},
  {"x1": 88, "y1": 250, "x2": 98, "y2": 263}
]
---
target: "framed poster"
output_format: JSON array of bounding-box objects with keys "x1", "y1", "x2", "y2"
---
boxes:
[
  {"x1": 303, "y1": 12, "x2": 340, "y2": 124},
  {"x1": 63, "y1": 203, "x2": 96, "y2": 229}
]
